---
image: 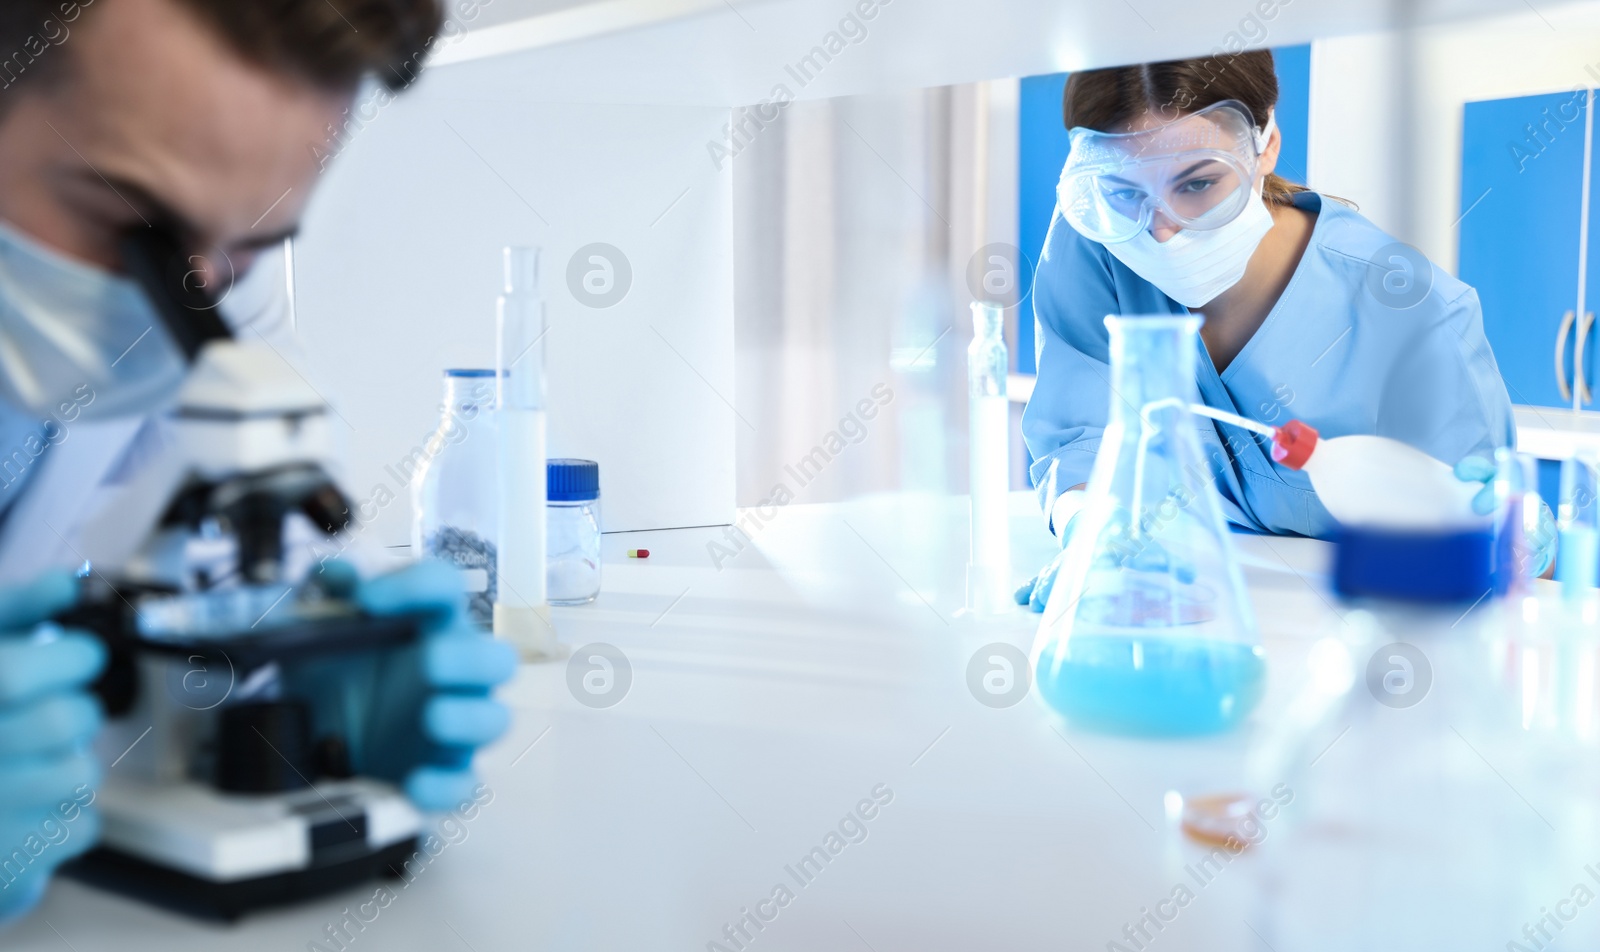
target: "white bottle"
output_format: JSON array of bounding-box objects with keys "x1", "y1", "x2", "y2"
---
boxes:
[
  {"x1": 494, "y1": 247, "x2": 559, "y2": 660},
  {"x1": 1272, "y1": 420, "x2": 1481, "y2": 529},
  {"x1": 413, "y1": 369, "x2": 499, "y2": 630},
  {"x1": 966, "y1": 301, "x2": 1011, "y2": 612}
]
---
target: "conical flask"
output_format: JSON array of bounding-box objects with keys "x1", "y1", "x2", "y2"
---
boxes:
[{"x1": 1033, "y1": 315, "x2": 1264, "y2": 736}]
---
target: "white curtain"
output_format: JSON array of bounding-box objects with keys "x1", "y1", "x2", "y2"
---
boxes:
[{"x1": 731, "y1": 80, "x2": 1024, "y2": 508}]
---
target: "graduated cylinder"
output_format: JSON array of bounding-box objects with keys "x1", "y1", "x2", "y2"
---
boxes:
[{"x1": 494, "y1": 246, "x2": 556, "y2": 659}]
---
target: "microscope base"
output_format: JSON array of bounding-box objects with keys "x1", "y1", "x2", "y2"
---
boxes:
[
  {"x1": 61, "y1": 776, "x2": 426, "y2": 920},
  {"x1": 64, "y1": 837, "x2": 418, "y2": 922}
]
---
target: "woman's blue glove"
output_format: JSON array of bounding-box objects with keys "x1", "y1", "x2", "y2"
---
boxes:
[
  {"x1": 0, "y1": 572, "x2": 105, "y2": 926},
  {"x1": 1015, "y1": 492, "x2": 1198, "y2": 613},
  {"x1": 1455, "y1": 456, "x2": 1557, "y2": 577},
  {"x1": 1015, "y1": 491, "x2": 1086, "y2": 612},
  {"x1": 1015, "y1": 549, "x2": 1068, "y2": 613},
  {"x1": 291, "y1": 561, "x2": 517, "y2": 813},
  {"x1": 1453, "y1": 456, "x2": 1500, "y2": 517}
]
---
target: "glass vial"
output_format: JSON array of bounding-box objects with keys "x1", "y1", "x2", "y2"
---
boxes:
[
  {"x1": 547, "y1": 459, "x2": 601, "y2": 605},
  {"x1": 1559, "y1": 449, "x2": 1599, "y2": 598},
  {"x1": 966, "y1": 300, "x2": 1011, "y2": 613},
  {"x1": 412, "y1": 369, "x2": 499, "y2": 629}
]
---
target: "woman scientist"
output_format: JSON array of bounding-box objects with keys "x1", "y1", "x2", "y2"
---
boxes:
[{"x1": 1016, "y1": 51, "x2": 1523, "y2": 609}]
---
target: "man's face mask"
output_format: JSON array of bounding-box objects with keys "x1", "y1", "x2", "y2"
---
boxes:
[{"x1": 0, "y1": 220, "x2": 240, "y2": 421}]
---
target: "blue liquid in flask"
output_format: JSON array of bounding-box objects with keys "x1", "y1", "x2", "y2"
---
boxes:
[{"x1": 1036, "y1": 635, "x2": 1266, "y2": 736}]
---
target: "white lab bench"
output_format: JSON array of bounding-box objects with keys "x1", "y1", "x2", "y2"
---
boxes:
[
  {"x1": 1515, "y1": 404, "x2": 1600, "y2": 460},
  {"x1": 0, "y1": 493, "x2": 1503, "y2": 950}
]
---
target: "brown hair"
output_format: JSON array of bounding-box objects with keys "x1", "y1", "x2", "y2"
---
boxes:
[
  {"x1": 0, "y1": 0, "x2": 444, "y2": 94},
  {"x1": 1062, "y1": 51, "x2": 1308, "y2": 206}
]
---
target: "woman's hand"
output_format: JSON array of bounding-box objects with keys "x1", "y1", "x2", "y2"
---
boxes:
[
  {"x1": 1015, "y1": 490, "x2": 1199, "y2": 612},
  {"x1": 1015, "y1": 550, "x2": 1069, "y2": 613},
  {"x1": 1015, "y1": 490, "x2": 1088, "y2": 613}
]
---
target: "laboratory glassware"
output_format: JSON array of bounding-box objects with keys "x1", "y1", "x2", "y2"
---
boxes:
[
  {"x1": 892, "y1": 275, "x2": 953, "y2": 496},
  {"x1": 1495, "y1": 449, "x2": 1556, "y2": 590},
  {"x1": 966, "y1": 300, "x2": 1011, "y2": 613},
  {"x1": 890, "y1": 274, "x2": 956, "y2": 601},
  {"x1": 412, "y1": 369, "x2": 498, "y2": 629},
  {"x1": 494, "y1": 246, "x2": 557, "y2": 659},
  {"x1": 1248, "y1": 528, "x2": 1600, "y2": 949},
  {"x1": 1033, "y1": 315, "x2": 1263, "y2": 736},
  {"x1": 1559, "y1": 450, "x2": 1600, "y2": 597},
  {"x1": 547, "y1": 458, "x2": 601, "y2": 605}
]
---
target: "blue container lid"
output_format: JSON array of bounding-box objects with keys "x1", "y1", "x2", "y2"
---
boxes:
[
  {"x1": 548, "y1": 459, "x2": 600, "y2": 502},
  {"x1": 445, "y1": 368, "x2": 498, "y2": 378},
  {"x1": 1332, "y1": 525, "x2": 1498, "y2": 604}
]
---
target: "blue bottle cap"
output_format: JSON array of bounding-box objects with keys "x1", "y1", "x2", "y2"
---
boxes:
[
  {"x1": 1332, "y1": 525, "x2": 1499, "y2": 604},
  {"x1": 548, "y1": 459, "x2": 600, "y2": 502},
  {"x1": 444, "y1": 368, "x2": 497, "y2": 378}
]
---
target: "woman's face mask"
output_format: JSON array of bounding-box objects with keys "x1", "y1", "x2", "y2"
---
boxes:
[{"x1": 1099, "y1": 181, "x2": 1276, "y2": 308}]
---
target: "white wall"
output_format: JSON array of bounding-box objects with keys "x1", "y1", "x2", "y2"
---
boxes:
[
  {"x1": 1309, "y1": 0, "x2": 1600, "y2": 272},
  {"x1": 290, "y1": 55, "x2": 736, "y2": 546}
]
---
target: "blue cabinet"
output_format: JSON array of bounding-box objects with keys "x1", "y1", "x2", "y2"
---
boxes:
[{"x1": 1460, "y1": 90, "x2": 1598, "y2": 410}]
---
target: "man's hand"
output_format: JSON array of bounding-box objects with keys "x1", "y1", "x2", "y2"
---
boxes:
[
  {"x1": 295, "y1": 561, "x2": 517, "y2": 813},
  {"x1": 358, "y1": 561, "x2": 518, "y2": 810},
  {"x1": 0, "y1": 572, "x2": 105, "y2": 924}
]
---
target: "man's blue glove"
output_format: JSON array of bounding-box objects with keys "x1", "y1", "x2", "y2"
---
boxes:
[
  {"x1": 0, "y1": 572, "x2": 105, "y2": 925},
  {"x1": 1455, "y1": 456, "x2": 1557, "y2": 577},
  {"x1": 290, "y1": 560, "x2": 516, "y2": 813}
]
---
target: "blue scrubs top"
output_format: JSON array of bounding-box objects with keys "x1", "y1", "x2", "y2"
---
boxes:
[{"x1": 1022, "y1": 191, "x2": 1516, "y2": 538}]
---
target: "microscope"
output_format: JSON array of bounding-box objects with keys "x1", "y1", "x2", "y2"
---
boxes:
[{"x1": 56, "y1": 226, "x2": 428, "y2": 920}]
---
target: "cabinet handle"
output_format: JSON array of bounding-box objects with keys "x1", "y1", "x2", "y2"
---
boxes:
[
  {"x1": 1557, "y1": 309, "x2": 1577, "y2": 403},
  {"x1": 1579, "y1": 311, "x2": 1595, "y2": 405}
]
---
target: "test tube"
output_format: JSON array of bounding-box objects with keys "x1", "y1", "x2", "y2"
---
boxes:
[
  {"x1": 965, "y1": 301, "x2": 1011, "y2": 613},
  {"x1": 1495, "y1": 450, "x2": 1546, "y2": 591},
  {"x1": 1558, "y1": 451, "x2": 1600, "y2": 600},
  {"x1": 494, "y1": 246, "x2": 558, "y2": 659}
]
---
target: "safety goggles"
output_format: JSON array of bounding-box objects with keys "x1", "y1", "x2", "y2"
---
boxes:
[{"x1": 1057, "y1": 100, "x2": 1271, "y2": 245}]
